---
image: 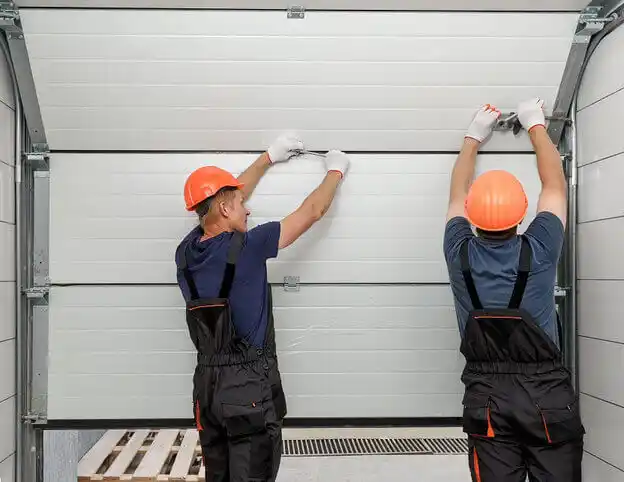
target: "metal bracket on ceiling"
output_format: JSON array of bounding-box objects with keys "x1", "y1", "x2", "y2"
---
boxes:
[
  {"x1": 575, "y1": 5, "x2": 618, "y2": 40},
  {"x1": 0, "y1": 1, "x2": 18, "y2": 24},
  {"x1": 287, "y1": 5, "x2": 305, "y2": 19}
]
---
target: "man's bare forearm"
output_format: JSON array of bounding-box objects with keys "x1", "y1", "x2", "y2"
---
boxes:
[
  {"x1": 450, "y1": 138, "x2": 480, "y2": 203},
  {"x1": 529, "y1": 126, "x2": 566, "y2": 191},
  {"x1": 237, "y1": 152, "x2": 272, "y2": 200}
]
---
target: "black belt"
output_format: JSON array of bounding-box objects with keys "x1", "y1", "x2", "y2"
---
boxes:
[
  {"x1": 464, "y1": 360, "x2": 564, "y2": 375},
  {"x1": 197, "y1": 347, "x2": 276, "y2": 367}
]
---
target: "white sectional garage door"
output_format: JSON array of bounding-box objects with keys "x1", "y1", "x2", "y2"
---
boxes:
[{"x1": 20, "y1": 8, "x2": 576, "y2": 421}]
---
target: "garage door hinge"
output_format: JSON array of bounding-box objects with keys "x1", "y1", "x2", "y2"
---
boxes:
[
  {"x1": 23, "y1": 285, "x2": 49, "y2": 299},
  {"x1": 283, "y1": 276, "x2": 300, "y2": 292},
  {"x1": 555, "y1": 286, "x2": 570, "y2": 298},
  {"x1": 561, "y1": 153, "x2": 572, "y2": 178},
  {"x1": 22, "y1": 412, "x2": 46, "y2": 424},
  {"x1": 575, "y1": 6, "x2": 618, "y2": 41},
  {"x1": 0, "y1": 1, "x2": 18, "y2": 21},
  {"x1": 24, "y1": 145, "x2": 50, "y2": 170},
  {"x1": 287, "y1": 5, "x2": 305, "y2": 19}
]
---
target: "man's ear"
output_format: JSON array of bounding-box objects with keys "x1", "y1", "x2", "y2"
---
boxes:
[{"x1": 218, "y1": 200, "x2": 229, "y2": 218}]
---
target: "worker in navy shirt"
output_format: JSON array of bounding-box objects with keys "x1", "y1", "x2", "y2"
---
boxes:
[
  {"x1": 444, "y1": 99, "x2": 584, "y2": 482},
  {"x1": 175, "y1": 134, "x2": 350, "y2": 482}
]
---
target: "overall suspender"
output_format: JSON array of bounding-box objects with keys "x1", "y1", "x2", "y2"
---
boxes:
[
  {"x1": 179, "y1": 231, "x2": 245, "y2": 301},
  {"x1": 459, "y1": 236, "x2": 532, "y2": 310}
]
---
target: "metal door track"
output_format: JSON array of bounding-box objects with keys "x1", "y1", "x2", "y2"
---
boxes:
[{"x1": 282, "y1": 437, "x2": 468, "y2": 456}]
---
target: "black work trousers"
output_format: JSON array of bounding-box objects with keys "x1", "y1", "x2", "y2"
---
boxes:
[
  {"x1": 469, "y1": 436, "x2": 583, "y2": 482},
  {"x1": 193, "y1": 359, "x2": 287, "y2": 482}
]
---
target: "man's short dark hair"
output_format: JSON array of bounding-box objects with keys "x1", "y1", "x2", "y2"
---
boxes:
[
  {"x1": 195, "y1": 186, "x2": 238, "y2": 219},
  {"x1": 476, "y1": 225, "x2": 518, "y2": 241}
]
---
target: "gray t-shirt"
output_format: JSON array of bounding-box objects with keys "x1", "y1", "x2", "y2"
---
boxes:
[{"x1": 443, "y1": 212, "x2": 565, "y2": 348}]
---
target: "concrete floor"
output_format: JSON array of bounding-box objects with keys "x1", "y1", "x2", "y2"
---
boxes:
[
  {"x1": 277, "y1": 454, "x2": 470, "y2": 482},
  {"x1": 277, "y1": 427, "x2": 472, "y2": 482}
]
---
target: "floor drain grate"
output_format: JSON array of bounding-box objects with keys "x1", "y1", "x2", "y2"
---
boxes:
[
  {"x1": 282, "y1": 438, "x2": 467, "y2": 457},
  {"x1": 422, "y1": 437, "x2": 469, "y2": 455}
]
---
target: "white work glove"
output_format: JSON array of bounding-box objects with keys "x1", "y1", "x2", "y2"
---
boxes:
[
  {"x1": 465, "y1": 104, "x2": 501, "y2": 143},
  {"x1": 267, "y1": 134, "x2": 304, "y2": 163},
  {"x1": 517, "y1": 97, "x2": 546, "y2": 132},
  {"x1": 324, "y1": 150, "x2": 350, "y2": 179}
]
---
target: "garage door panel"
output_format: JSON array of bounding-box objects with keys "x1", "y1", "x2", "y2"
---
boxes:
[
  {"x1": 27, "y1": 35, "x2": 571, "y2": 64},
  {"x1": 50, "y1": 217, "x2": 446, "y2": 242},
  {"x1": 21, "y1": 10, "x2": 579, "y2": 37},
  {"x1": 35, "y1": 60, "x2": 567, "y2": 88},
  {"x1": 45, "y1": 107, "x2": 540, "y2": 138},
  {"x1": 22, "y1": 9, "x2": 576, "y2": 151},
  {"x1": 53, "y1": 238, "x2": 443, "y2": 263},
  {"x1": 48, "y1": 128, "x2": 534, "y2": 153},
  {"x1": 52, "y1": 350, "x2": 463, "y2": 376},
  {"x1": 51, "y1": 373, "x2": 462, "y2": 398},
  {"x1": 50, "y1": 153, "x2": 541, "y2": 284},
  {"x1": 278, "y1": 329, "x2": 459, "y2": 351},
  {"x1": 48, "y1": 285, "x2": 463, "y2": 419},
  {"x1": 39, "y1": 84, "x2": 555, "y2": 110},
  {"x1": 47, "y1": 393, "x2": 463, "y2": 420}
]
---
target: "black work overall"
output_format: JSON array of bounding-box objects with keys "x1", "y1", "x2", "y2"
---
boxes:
[
  {"x1": 459, "y1": 236, "x2": 584, "y2": 482},
  {"x1": 179, "y1": 231, "x2": 287, "y2": 482}
]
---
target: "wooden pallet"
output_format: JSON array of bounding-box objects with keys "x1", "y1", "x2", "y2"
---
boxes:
[{"x1": 77, "y1": 429, "x2": 205, "y2": 481}]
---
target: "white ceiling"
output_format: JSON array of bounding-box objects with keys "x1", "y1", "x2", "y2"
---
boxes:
[{"x1": 16, "y1": 0, "x2": 590, "y2": 11}]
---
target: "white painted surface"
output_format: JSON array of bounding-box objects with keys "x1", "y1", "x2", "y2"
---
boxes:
[
  {"x1": 577, "y1": 25, "x2": 624, "y2": 111},
  {"x1": 578, "y1": 281, "x2": 624, "y2": 345},
  {"x1": 581, "y1": 394, "x2": 624, "y2": 473},
  {"x1": 47, "y1": 285, "x2": 464, "y2": 420},
  {"x1": 277, "y1": 454, "x2": 471, "y2": 482},
  {"x1": 15, "y1": 0, "x2": 588, "y2": 10},
  {"x1": 0, "y1": 223, "x2": 15, "y2": 282},
  {"x1": 0, "y1": 161, "x2": 15, "y2": 224},
  {"x1": 576, "y1": 24, "x2": 624, "y2": 475},
  {"x1": 578, "y1": 337, "x2": 624, "y2": 409},
  {"x1": 0, "y1": 54, "x2": 14, "y2": 112},
  {"x1": 20, "y1": 9, "x2": 577, "y2": 152},
  {"x1": 577, "y1": 87, "x2": 624, "y2": 167},
  {"x1": 0, "y1": 396, "x2": 15, "y2": 471},
  {"x1": 578, "y1": 153, "x2": 624, "y2": 224},
  {"x1": 0, "y1": 454, "x2": 15, "y2": 482},
  {"x1": 0, "y1": 46, "x2": 15, "y2": 480},
  {"x1": 0, "y1": 340, "x2": 15, "y2": 404},
  {"x1": 583, "y1": 453, "x2": 624, "y2": 482},
  {"x1": 0, "y1": 99, "x2": 14, "y2": 167},
  {"x1": 0, "y1": 283, "x2": 16, "y2": 343},
  {"x1": 578, "y1": 218, "x2": 624, "y2": 280},
  {"x1": 49, "y1": 152, "x2": 541, "y2": 284}
]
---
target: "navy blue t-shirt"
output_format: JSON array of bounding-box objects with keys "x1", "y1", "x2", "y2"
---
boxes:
[
  {"x1": 175, "y1": 222, "x2": 281, "y2": 347},
  {"x1": 443, "y1": 212, "x2": 564, "y2": 348}
]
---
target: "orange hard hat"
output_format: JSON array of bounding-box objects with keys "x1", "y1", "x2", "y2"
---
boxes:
[
  {"x1": 183, "y1": 166, "x2": 244, "y2": 211},
  {"x1": 465, "y1": 170, "x2": 528, "y2": 231}
]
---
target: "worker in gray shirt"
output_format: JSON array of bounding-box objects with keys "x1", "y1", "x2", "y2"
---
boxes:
[{"x1": 444, "y1": 99, "x2": 584, "y2": 482}]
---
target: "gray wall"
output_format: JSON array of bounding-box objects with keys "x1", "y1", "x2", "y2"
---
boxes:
[
  {"x1": 576, "y1": 24, "x2": 624, "y2": 481},
  {"x1": 0, "y1": 39, "x2": 16, "y2": 482}
]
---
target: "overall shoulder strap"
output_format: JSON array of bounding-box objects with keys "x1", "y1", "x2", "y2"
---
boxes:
[
  {"x1": 508, "y1": 236, "x2": 532, "y2": 309},
  {"x1": 178, "y1": 243, "x2": 200, "y2": 301},
  {"x1": 460, "y1": 239, "x2": 483, "y2": 310},
  {"x1": 219, "y1": 231, "x2": 245, "y2": 299}
]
